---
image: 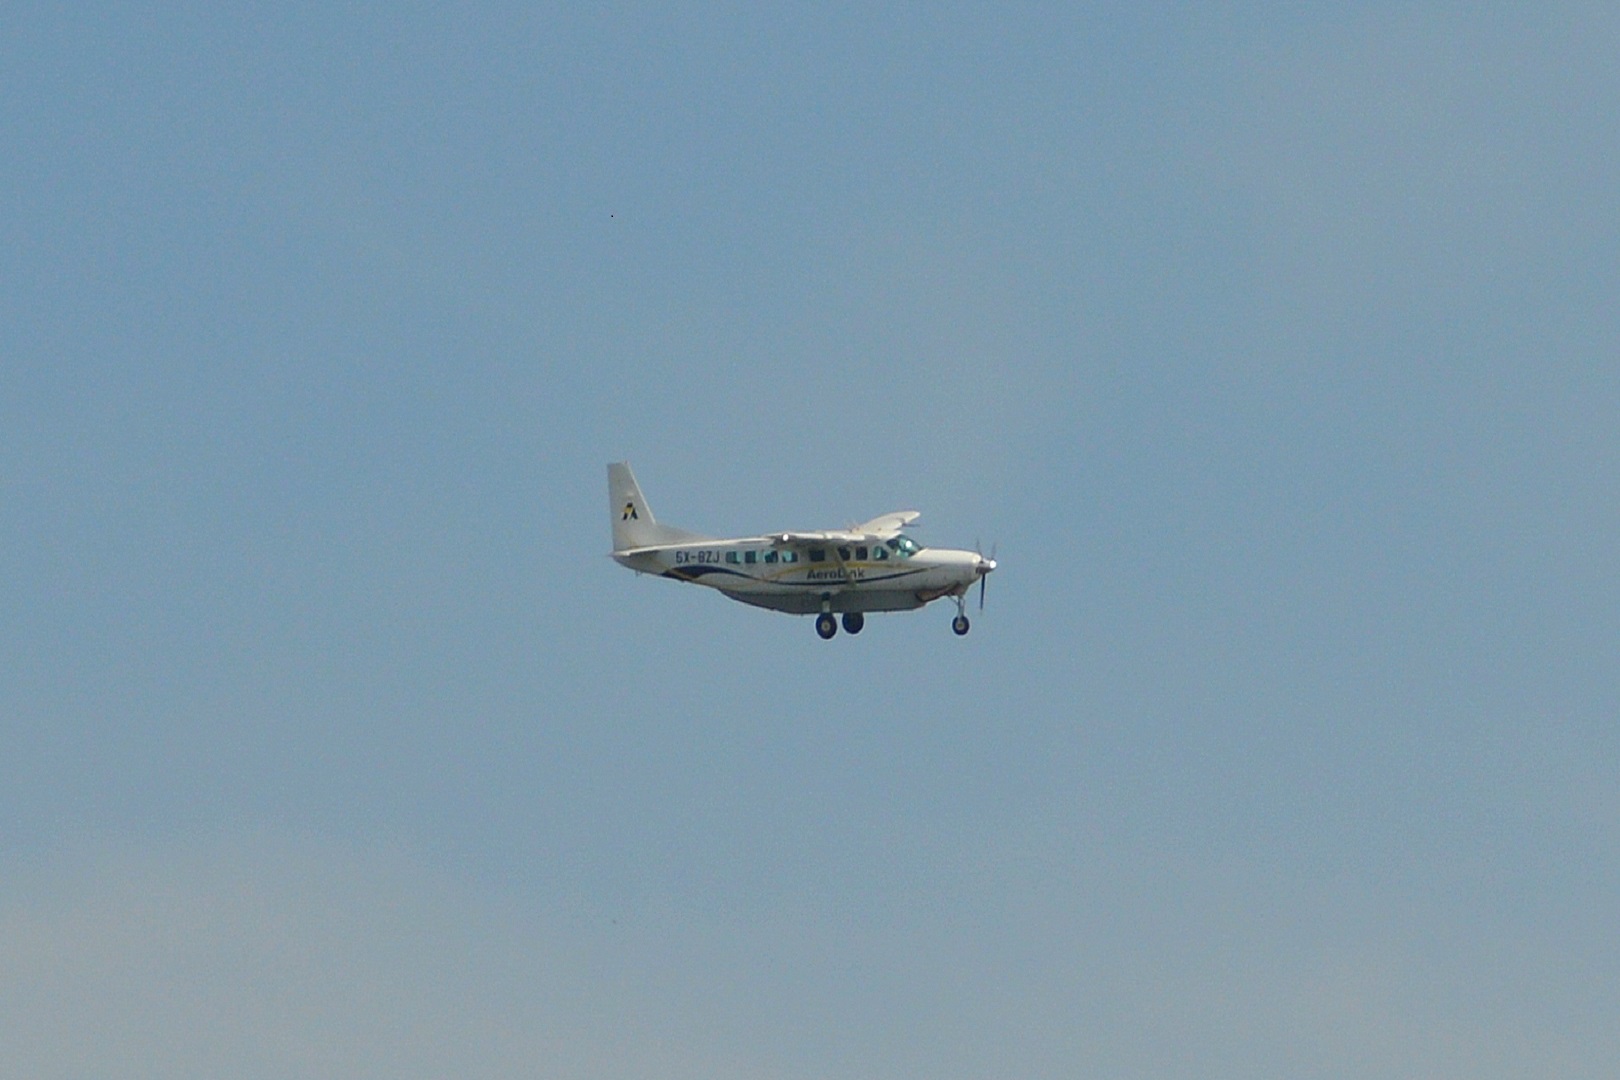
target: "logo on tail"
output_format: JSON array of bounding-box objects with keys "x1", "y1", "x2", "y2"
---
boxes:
[{"x1": 622, "y1": 502, "x2": 638, "y2": 521}]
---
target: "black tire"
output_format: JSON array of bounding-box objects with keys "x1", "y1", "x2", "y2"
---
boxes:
[
  {"x1": 952, "y1": 614, "x2": 970, "y2": 636},
  {"x1": 816, "y1": 613, "x2": 838, "y2": 639},
  {"x1": 841, "y1": 612, "x2": 865, "y2": 635}
]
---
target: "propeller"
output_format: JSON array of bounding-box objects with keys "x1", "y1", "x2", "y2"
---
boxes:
[{"x1": 975, "y1": 540, "x2": 997, "y2": 611}]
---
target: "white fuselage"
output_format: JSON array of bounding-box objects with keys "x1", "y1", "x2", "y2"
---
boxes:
[{"x1": 612, "y1": 535, "x2": 987, "y2": 614}]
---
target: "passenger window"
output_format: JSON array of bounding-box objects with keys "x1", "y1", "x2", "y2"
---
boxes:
[
  {"x1": 837, "y1": 546, "x2": 851, "y2": 561},
  {"x1": 782, "y1": 551, "x2": 798, "y2": 563},
  {"x1": 744, "y1": 550, "x2": 757, "y2": 564},
  {"x1": 856, "y1": 546, "x2": 868, "y2": 560},
  {"x1": 725, "y1": 550, "x2": 739, "y2": 564},
  {"x1": 873, "y1": 545, "x2": 888, "y2": 560},
  {"x1": 763, "y1": 550, "x2": 778, "y2": 564},
  {"x1": 809, "y1": 548, "x2": 825, "y2": 562}
]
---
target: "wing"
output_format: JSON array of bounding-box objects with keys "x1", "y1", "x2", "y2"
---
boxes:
[
  {"x1": 852, "y1": 511, "x2": 920, "y2": 537},
  {"x1": 769, "y1": 529, "x2": 869, "y2": 546},
  {"x1": 769, "y1": 512, "x2": 918, "y2": 548}
]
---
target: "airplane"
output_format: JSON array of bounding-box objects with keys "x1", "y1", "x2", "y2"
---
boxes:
[{"x1": 608, "y1": 461, "x2": 996, "y2": 639}]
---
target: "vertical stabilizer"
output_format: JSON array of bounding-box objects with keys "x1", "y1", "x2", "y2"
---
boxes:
[{"x1": 609, "y1": 462, "x2": 709, "y2": 551}]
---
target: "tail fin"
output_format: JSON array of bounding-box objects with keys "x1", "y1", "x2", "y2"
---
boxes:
[{"x1": 609, "y1": 462, "x2": 711, "y2": 551}]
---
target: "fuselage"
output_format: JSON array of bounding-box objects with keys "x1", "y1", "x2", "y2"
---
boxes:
[{"x1": 612, "y1": 533, "x2": 988, "y2": 614}]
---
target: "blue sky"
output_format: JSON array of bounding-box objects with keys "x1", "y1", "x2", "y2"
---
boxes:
[{"x1": 4, "y1": 5, "x2": 1618, "y2": 1077}]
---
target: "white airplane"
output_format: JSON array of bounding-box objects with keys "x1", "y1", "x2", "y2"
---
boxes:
[{"x1": 608, "y1": 461, "x2": 996, "y2": 639}]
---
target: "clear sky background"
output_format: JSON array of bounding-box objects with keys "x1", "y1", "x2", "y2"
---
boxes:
[{"x1": 4, "y1": 5, "x2": 1618, "y2": 1077}]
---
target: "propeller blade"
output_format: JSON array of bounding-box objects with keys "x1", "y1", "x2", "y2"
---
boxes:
[{"x1": 977, "y1": 540, "x2": 996, "y2": 611}]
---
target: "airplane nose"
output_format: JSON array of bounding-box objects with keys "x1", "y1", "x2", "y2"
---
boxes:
[{"x1": 973, "y1": 551, "x2": 996, "y2": 611}]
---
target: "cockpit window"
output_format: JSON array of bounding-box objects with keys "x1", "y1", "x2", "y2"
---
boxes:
[{"x1": 886, "y1": 535, "x2": 922, "y2": 558}]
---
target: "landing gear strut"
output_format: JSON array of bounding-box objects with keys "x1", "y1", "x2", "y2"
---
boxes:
[
  {"x1": 841, "y1": 612, "x2": 864, "y2": 635},
  {"x1": 951, "y1": 593, "x2": 970, "y2": 636}
]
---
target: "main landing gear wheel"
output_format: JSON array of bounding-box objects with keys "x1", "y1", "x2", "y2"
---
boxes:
[
  {"x1": 816, "y1": 612, "x2": 838, "y2": 639},
  {"x1": 841, "y1": 612, "x2": 865, "y2": 635},
  {"x1": 952, "y1": 614, "x2": 971, "y2": 636}
]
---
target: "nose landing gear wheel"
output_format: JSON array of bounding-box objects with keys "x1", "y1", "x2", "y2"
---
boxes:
[
  {"x1": 841, "y1": 612, "x2": 865, "y2": 635},
  {"x1": 816, "y1": 612, "x2": 838, "y2": 639},
  {"x1": 952, "y1": 614, "x2": 970, "y2": 636}
]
